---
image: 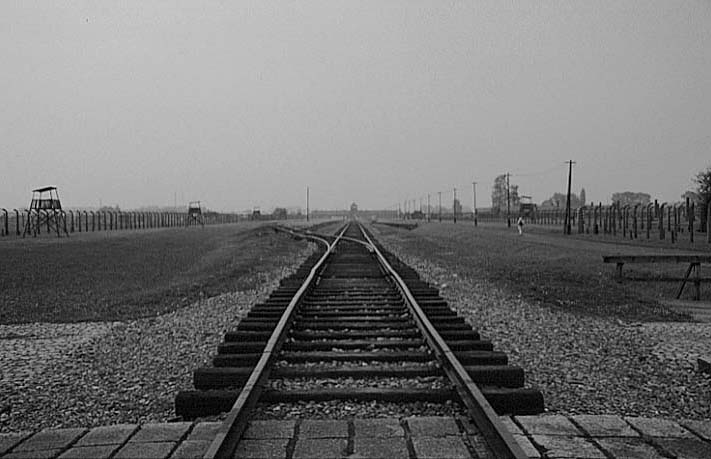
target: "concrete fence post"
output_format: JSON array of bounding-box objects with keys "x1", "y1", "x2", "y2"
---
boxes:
[
  {"x1": 690, "y1": 202, "x2": 695, "y2": 243},
  {"x1": 14, "y1": 209, "x2": 21, "y2": 235},
  {"x1": 707, "y1": 201, "x2": 711, "y2": 243},
  {"x1": 1, "y1": 208, "x2": 7, "y2": 236},
  {"x1": 659, "y1": 203, "x2": 666, "y2": 240}
]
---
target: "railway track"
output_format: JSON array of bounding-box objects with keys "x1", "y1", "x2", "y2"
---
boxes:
[{"x1": 176, "y1": 221, "x2": 543, "y2": 458}]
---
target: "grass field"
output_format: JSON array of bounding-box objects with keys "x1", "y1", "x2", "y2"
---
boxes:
[
  {"x1": 373, "y1": 221, "x2": 711, "y2": 321},
  {"x1": 0, "y1": 224, "x2": 310, "y2": 324}
]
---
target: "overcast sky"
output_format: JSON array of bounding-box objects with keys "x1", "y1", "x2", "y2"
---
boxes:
[{"x1": 2, "y1": 1, "x2": 710, "y2": 211}]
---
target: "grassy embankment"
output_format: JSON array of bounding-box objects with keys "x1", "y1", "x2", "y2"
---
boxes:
[
  {"x1": 373, "y1": 221, "x2": 711, "y2": 321},
  {"x1": 0, "y1": 224, "x2": 310, "y2": 324}
]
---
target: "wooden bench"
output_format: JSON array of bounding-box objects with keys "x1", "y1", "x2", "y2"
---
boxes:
[{"x1": 603, "y1": 255, "x2": 711, "y2": 300}]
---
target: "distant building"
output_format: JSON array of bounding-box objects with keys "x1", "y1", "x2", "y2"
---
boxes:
[
  {"x1": 272, "y1": 208, "x2": 288, "y2": 220},
  {"x1": 350, "y1": 202, "x2": 358, "y2": 213}
]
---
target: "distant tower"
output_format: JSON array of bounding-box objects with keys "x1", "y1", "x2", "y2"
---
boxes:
[
  {"x1": 186, "y1": 201, "x2": 205, "y2": 227},
  {"x1": 23, "y1": 186, "x2": 69, "y2": 237}
]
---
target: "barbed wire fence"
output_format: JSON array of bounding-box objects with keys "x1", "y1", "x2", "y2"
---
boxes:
[{"x1": 388, "y1": 166, "x2": 711, "y2": 245}]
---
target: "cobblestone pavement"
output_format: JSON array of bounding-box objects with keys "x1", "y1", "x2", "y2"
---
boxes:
[{"x1": 2, "y1": 414, "x2": 710, "y2": 458}]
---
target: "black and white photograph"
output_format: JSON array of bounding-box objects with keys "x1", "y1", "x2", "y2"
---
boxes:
[{"x1": 1, "y1": 1, "x2": 711, "y2": 458}]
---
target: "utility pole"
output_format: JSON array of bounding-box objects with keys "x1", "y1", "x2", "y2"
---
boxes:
[
  {"x1": 564, "y1": 160, "x2": 575, "y2": 235},
  {"x1": 306, "y1": 187, "x2": 309, "y2": 222},
  {"x1": 427, "y1": 194, "x2": 431, "y2": 222},
  {"x1": 438, "y1": 192, "x2": 442, "y2": 222},
  {"x1": 472, "y1": 181, "x2": 477, "y2": 226},
  {"x1": 453, "y1": 187, "x2": 457, "y2": 223},
  {"x1": 506, "y1": 173, "x2": 511, "y2": 227}
]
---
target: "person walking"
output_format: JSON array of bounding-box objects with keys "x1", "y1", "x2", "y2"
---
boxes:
[{"x1": 517, "y1": 216, "x2": 524, "y2": 235}]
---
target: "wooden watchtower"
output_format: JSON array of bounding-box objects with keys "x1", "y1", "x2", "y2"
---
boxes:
[
  {"x1": 186, "y1": 201, "x2": 205, "y2": 227},
  {"x1": 23, "y1": 186, "x2": 69, "y2": 237}
]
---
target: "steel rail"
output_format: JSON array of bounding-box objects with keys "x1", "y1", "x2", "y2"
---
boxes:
[
  {"x1": 272, "y1": 224, "x2": 333, "y2": 249},
  {"x1": 275, "y1": 224, "x2": 372, "y2": 251},
  {"x1": 358, "y1": 223, "x2": 527, "y2": 459},
  {"x1": 203, "y1": 225, "x2": 348, "y2": 459}
]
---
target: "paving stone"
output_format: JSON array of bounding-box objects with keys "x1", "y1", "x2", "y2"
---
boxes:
[
  {"x1": 681, "y1": 419, "x2": 711, "y2": 441},
  {"x1": 243, "y1": 420, "x2": 296, "y2": 439},
  {"x1": 58, "y1": 444, "x2": 119, "y2": 459},
  {"x1": 571, "y1": 415, "x2": 638, "y2": 437},
  {"x1": 114, "y1": 441, "x2": 176, "y2": 459},
  {"x1": 3, "y1": 449, "x2": 63, "y2": 459},
  {"x1": 12, "y1": 428, "x2": 87, "y2": 452},
  {"x1": 293, "y1": 438, "x2": 347, "y2": 459},
  {"x1": 653, "y1": 437, "x2": 711, "y2": 459},
  {"x1": 354, "y1": 436, "x2": 408, "y2": 458},
  {"x1": 0, "y1": 432, "x2": 31, "y2": 455},
  {"x1": 74, "y1": 424, "x2": 138, "y2": 446},
  {"x1": 515, "y1": 415, "x2": 581, "y2": 436},
  {"x1": 170, "y1": 440, "x2": 211, "y2": 459},
  {"x1": 354, "y1": 418, "x2": 404, "y2": 438},
  {"x1": 411, "y1": 436, "x2": 471, "y2": 459},
  {"x1": 530, "y1": 435, "x2": 605, "y2": 459},
  {"x1": 513, "y1": 434, "x2": 541, "y2": 459},
  {"x1": 129, "y1": 423, "x2": 192, "y2": 443},
  {"x1": 407, "y1": 416, "x2": 460, "y2": 437},
  {"x1": 186, "y1": 422, "x2": 222, "y2": 441},
  {"x1": 596, "y1": 438, "x2": 665, "y2": 459},
  {"x1": 234, "y1": 439, "x2": 289, "y2": 459},
  {"x1": 624, "y1": 417, "x2": 694, "y2": 438},
  {"x1": 299, "y1": 420, "x2": 348, "y2": 438}
]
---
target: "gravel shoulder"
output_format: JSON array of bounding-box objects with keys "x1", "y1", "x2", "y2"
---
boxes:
[
  {"x1": 0, "y1": 234, "x2": 314, "y2": 433},
  {"x1": 369, "y1": 223, "x2": 711, "y2": 421}
]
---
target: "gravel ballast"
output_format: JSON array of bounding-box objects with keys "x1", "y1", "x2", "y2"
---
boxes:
[
  {"x1": 0, "y1": 241, "x2": 314, "y2": 433},
  {"x1": 252, "y1": 400, "x2": 466, "y2": 420},
  {"x1": 371, "y1": 224, "x2": 711, "y2": 421}
]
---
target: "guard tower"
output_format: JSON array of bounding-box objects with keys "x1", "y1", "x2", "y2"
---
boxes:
[
  {"x1": 23, "y1": 186, "x2": 69, "y2": 237},
  {"x1": 186, "y1": 201, "x2": 205, "y2": 227}
]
